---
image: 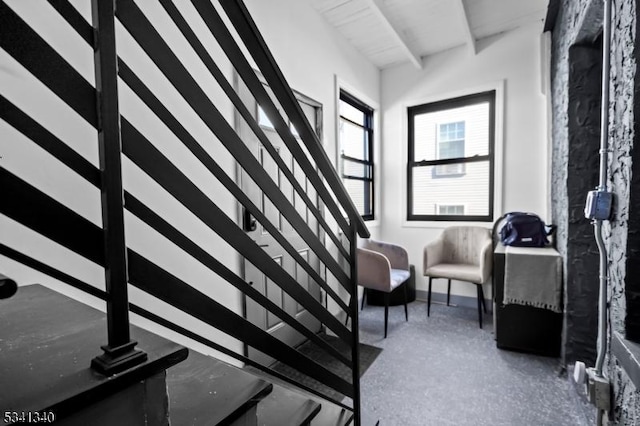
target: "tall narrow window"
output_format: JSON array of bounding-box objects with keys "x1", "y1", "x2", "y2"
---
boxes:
[
  {"x1": 339, "y1": 90, "x2": 374, "y2": 220},
  {"x1": 407, "y1": 91, "x2": 495, "y2": 221}
]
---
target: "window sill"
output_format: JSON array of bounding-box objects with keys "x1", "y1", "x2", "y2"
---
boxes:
[{"x1": 612, "y1": 331, "x2": 640, "y2": 389}]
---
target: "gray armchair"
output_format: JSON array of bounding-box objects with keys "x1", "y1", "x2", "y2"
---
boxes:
[
  {"x1": 357, "y1": 239, "x2": 410, "y2": 338},
  {"x1": 423, "y1": 226, "x2": 492, "y2": 328}
]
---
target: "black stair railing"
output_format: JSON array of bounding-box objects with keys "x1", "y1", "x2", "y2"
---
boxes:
[{"x1": 0, "y1": 1, "x2": 369, "y2": 424}]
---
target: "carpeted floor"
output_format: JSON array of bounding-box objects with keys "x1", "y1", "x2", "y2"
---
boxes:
[
  {"x1": 357, "y1": 299, "x2": 594, "y2": 426},
  {"x1": 268, "y1": 332, "x2": 382, "y2": 402}
]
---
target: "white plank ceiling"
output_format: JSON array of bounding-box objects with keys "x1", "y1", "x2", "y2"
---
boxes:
[{"x1": 306, "y1": 0, "x2": 550, "y2": 69}]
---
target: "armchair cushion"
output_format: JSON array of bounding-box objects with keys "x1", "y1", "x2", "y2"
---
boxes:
[
  {"x1": 424, "y1": 263, "x2": 483, "y2": 283},
  {"x1": 390, "y1": 269, "x2": 411, "y2": 289}
]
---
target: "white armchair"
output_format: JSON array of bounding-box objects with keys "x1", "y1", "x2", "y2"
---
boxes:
[
  {"x1": 357, "y1": 239, "x2": 410, "y2": 338},
  {"x1": 423, "y1": 226, "x2": 493, "y2": 328}
]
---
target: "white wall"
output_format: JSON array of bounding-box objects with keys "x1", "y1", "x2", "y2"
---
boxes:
[
  {"x1": 379, "y1": 22, "x2": 548, "y2": 300},
  {"x1": 0, "y1": 0, "x2": 379, "y2": 363}
]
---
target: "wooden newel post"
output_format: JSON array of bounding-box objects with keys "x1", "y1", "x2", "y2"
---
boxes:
[{"x1": 90, "y1": 0, "x2": 146, "y2": 375}]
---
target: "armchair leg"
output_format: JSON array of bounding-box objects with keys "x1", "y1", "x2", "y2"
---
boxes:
[
  {"x1": 427, "y1": 277, "x2": 432, "y2": 317},
  {"x1": 361, "y1": 289, "x2": 366, "y2": 311},
  {"x1": 479, "y1": 284, "x2": 487, "y2": 313},
  {"x1": 384, "y1": 292, "x2": 390, "y2": 338},
  {"x1": 403, "y1": 282, "x2": 409, "y2": 321},
  {"x1": 476, "y1": 284, "x2": 483, "y2": 329},
  {"x1": 447, "y1": 279, "x2": 451, "y2": 306}
]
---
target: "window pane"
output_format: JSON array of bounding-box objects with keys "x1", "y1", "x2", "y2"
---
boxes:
[
  {"x1": 344, "y1": 179, "x2": 372, "y2": 216},
  {"x1": 343, "y1": 159, "x2": 371, "y2": 179},
  {"x1": 439, "y1": 121, "x2": 465, "y2": 141},
  {"x1": 340, "y1": 92, "x2": 374, "y2": 220},
  {"x1": 439, "y1": 139, "x2": 465, "y2": 160},
  {"x1": 411, "y1": 161, "x2": 490, "y2": 216},
  {"x1": 340, "y1": 119, "x2": 369, "y2": 160},
  {"x1": 340, "y1": 100, "x2": 365, "y2": 125},
  {"x1": 413, "y1": 103, "x2": 490, "y2": 162}
]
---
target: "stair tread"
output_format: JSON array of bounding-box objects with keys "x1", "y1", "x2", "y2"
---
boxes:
[
  {"x1": 0, "y1": 284, "x2": 187, "y2": 416},
  {"x1": 244, "y1": 365, "x2": 355, "y2": 426},
  {"x1": 256, "y1": 384, "x2": 321, "y2": 426},
  {"x1": 167, "y1": 349, "x2": 272, "y2": 426}
]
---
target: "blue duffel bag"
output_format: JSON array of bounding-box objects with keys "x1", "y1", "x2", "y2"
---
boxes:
[{"x1": 498, "y1": 212, "x2": 555, "y2": 247}]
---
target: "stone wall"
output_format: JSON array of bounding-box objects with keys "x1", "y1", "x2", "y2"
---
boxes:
[
  {"x1": 607, "y1": 0, "x2": 635, "y2": 336},
  {"x1": 608, "y1": 0, "x2": 640, "y2": 422},
  {"x1": 550, "y1": 0, "x2": 640, "y2": 423},
  {"x1": 551, "y1": 0, "x2": 602, "y2": 367}
]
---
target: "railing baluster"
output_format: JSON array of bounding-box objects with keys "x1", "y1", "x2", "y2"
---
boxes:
[
  {"x1": 349, "y1": 223, "x2": 362, "y2": 426},
  {"x1": 90, "y1": 0, "x2": 146, "y2": 375}
]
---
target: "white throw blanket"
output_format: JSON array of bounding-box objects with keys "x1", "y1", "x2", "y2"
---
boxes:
[{"x1": 504, "y1": 246, "x2": 563, "y2": 313}]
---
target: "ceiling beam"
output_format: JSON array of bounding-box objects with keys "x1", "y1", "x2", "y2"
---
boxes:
[
  {"x1": 364, "y1": 0, "x2": 422, "y2": 69},
  {"x1": 454, "y1": 0, "x2": 477, "y2": 55}
]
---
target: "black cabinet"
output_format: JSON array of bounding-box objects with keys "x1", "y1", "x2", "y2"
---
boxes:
[{"x1": 493, "y1": 245, "x2": 563, "y2": 357}]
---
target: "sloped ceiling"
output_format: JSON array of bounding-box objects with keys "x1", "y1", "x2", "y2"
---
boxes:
[{"x1": 307, "y1": 0, "x2": 550, "y2": 69}]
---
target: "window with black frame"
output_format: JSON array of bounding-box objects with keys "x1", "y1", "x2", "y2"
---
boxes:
[
  {"x1": 407, "y1": 91, "x2": 495, "y2": 222},
  {"x1": 339, "y1": 90, "x2": 374, "y2": 220}
]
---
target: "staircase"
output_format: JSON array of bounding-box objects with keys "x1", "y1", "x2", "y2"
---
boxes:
[
  {"x1": 1, "y1": 284, "x2": 354, "y2": 425},
  {"x1": 0, "y1": 0, "x2": 369, "y2": 424}
]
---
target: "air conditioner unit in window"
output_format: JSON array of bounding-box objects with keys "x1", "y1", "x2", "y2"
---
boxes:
[{"x1": 434, "y1": 163, "x2": 465, "y2": 176}]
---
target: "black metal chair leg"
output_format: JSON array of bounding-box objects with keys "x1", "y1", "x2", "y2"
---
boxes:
[
  {"x1": 447, "y1": 279, "x2": 451, "y2": 306},
  {"x1": 361, "y1": 289, "x2": 366, "y2": 311},
  {"x1": 427, "y1": 277, "x2": 432, "y2": 317},
  {"x1": 476, "y1": 284, "x2": 483, "y2": 329},
  {"x1": 403, "y1": 282, "x2": 409, "y2": 321},
  {"x1": 384, "y1": 292, "x2": 390, "y2": 338},
  {"x1": 479, "y1": 284, "x2": 487, "y2": 313}
]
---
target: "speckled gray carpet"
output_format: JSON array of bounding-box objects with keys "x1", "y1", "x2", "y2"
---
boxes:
[{"x1": 357, "y1": 299, "x2": 594, "y2": 426}]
